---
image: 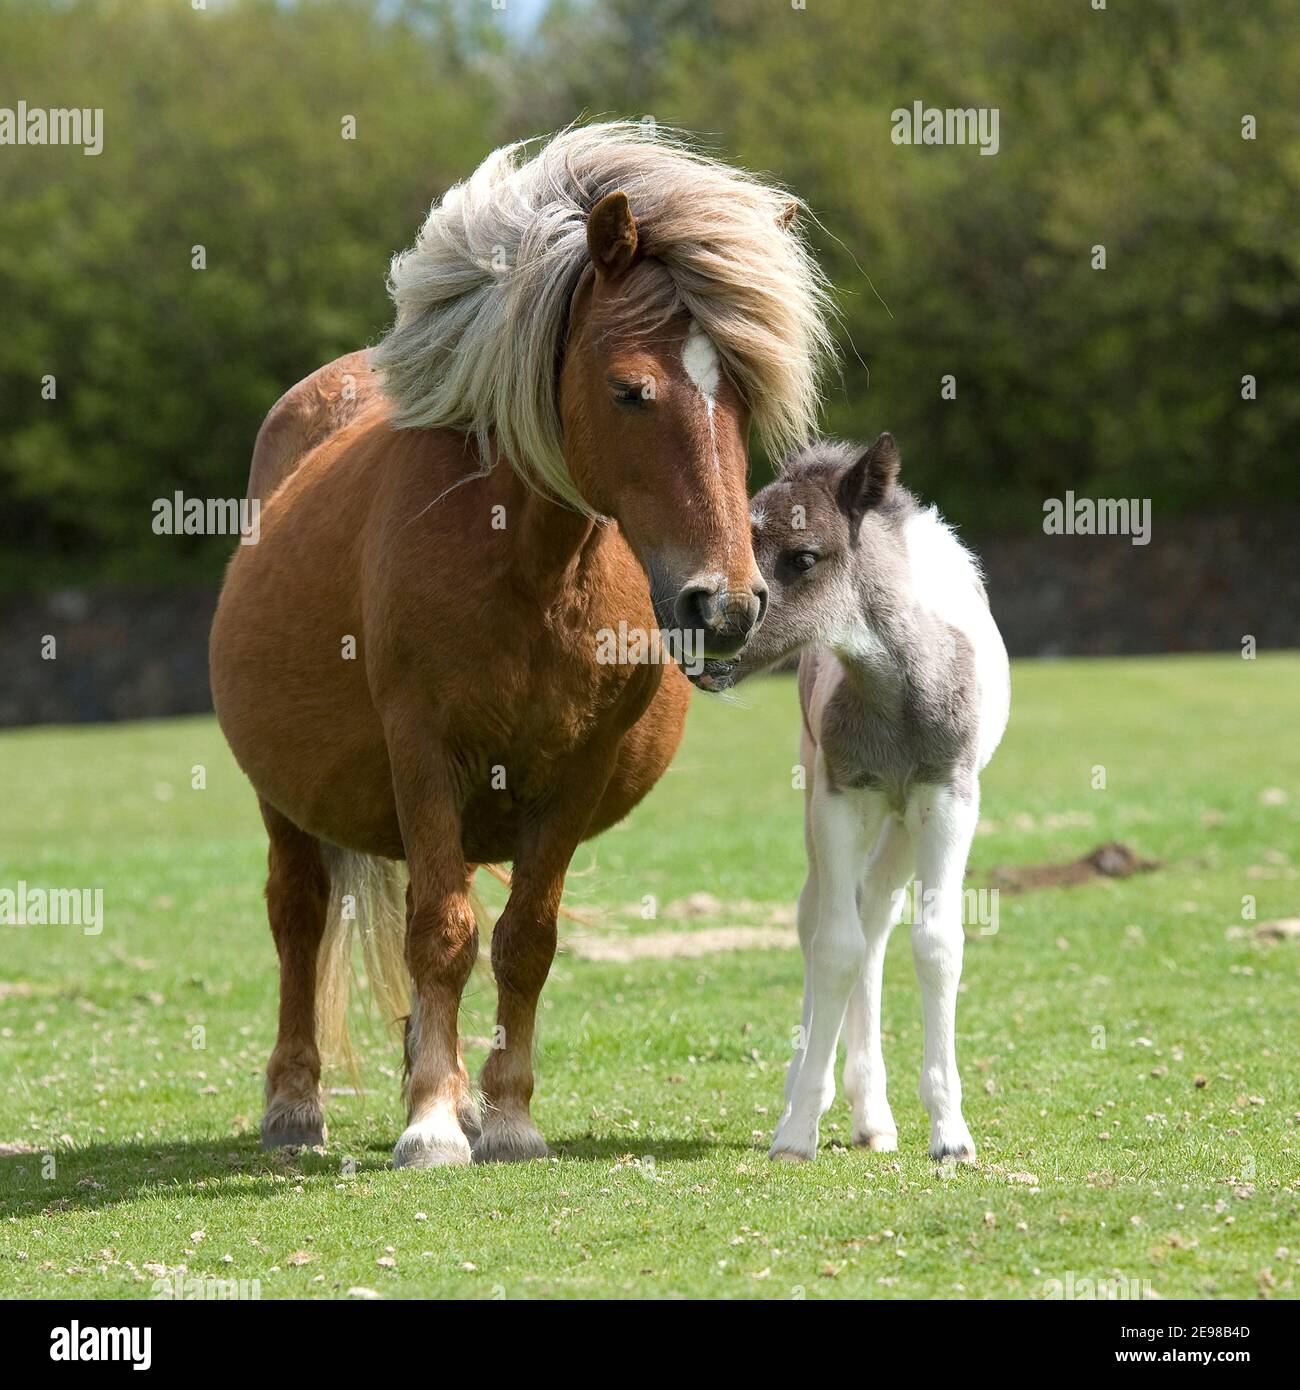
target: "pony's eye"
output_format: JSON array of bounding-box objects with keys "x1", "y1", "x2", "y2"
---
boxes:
[
  {"x1": 609, "y1": 379, "x2": 648, "y2": 406},
  {"x1": 789, "y1": 550, "x2": 818, "y2": 574}
]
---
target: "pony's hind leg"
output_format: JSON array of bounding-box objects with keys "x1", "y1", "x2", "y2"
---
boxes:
[
  {"x1": 260, "y1": 800, "x2": 330, "y2": 1149},
  {"x1": 842, "y1": 816, "x2": 914, "y2": 1151}
]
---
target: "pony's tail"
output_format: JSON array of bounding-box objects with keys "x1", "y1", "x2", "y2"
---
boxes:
[
  {"x1": 316, "y1": 848, "x2": 411, "y2": 1079},
  {"x1": 315, "y1": 849, "x2": 498, "y2": 1079}
]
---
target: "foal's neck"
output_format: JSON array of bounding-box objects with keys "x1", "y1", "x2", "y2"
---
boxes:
[{"x1": 830, "y1": 565, "x2": 913, "y2": 700}]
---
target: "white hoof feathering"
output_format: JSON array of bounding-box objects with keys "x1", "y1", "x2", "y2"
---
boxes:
[{"x1": 392, "y1": 1108, "x2": 472, "y2": 1168}]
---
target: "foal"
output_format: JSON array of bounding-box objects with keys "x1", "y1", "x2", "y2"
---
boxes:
[{"x1": 701, "y1": 436, "x2": 1010, "y2": 1162}]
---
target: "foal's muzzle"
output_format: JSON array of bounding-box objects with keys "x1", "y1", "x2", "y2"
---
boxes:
[{"x1": 673, "y1": 578, "x2": 767, "y2": 660}]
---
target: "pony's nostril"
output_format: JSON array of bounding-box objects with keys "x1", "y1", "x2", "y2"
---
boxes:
[
  {"x1": 674, "y1": 583, "x2": 720, "y2": 634},
  {"x1": 753, "y1": 583, "x2": 769, "y2": 630},
  {"x1": 722, "y1": 590, "x2": 762, "y2": 635},
  {"x1": 674, "y1": 583, "x2": 763, "y2": 655}
]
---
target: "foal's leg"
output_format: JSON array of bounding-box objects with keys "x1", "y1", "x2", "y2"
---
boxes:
[
  {"x1": 782, "y1": 868, "x2": 819, "y2": 1107},
  {"x1": 771, "y1": 777, "x2": 885, "y2": 1162},
  {"x1": 260, "y1": 799, "x2": 330, "y2": 1149},
  {"x1": 905, "y1": 782, "x2": 979, "y2": 1162},
  {"x1": 842, "y1": 816, "x2": 914, "y2": 1152},
  {"x1": 389, "y1": 749, "x2": 479, "y2": 1169},
  {"x1": 783, "y1": 732, "x2": 820, "y2": 1107},
  {"x1": 476, "y1": 749, "x2": 620, "y2": 1162}
]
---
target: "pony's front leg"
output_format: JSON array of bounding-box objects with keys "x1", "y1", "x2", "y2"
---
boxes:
[
  {"x1": 472, "y1": 869, "x2": 560, "y2": 1163},
  {"x1": 390, "y1": 755, "x2": 479, "y2": 1169},
  {"x1": 475, "y1": 750, "x2": 618, "y2": 1162},
  {"x1": 905, "y1": 783, "x2": 979, "y2": 1163},
  {"x1": 771, "y1": 779, "x2": 885, "y2": 1162}
]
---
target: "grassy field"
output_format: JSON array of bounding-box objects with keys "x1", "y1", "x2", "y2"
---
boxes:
[{"x1": 0, "y1": 655, "x2": 1297, "y2": 1300}]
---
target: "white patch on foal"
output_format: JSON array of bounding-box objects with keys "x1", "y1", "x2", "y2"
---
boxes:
[
  {"x1": 902, "y1": 506, "x2": 1011, "y2": 769},
  {"x1": 683, "y1": 320, "x2": 722, "y2": 471}
]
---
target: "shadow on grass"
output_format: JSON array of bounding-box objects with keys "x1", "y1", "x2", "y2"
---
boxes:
[{"x1": 0, "y1": 1130, "x2": 751, "y2": 1217}]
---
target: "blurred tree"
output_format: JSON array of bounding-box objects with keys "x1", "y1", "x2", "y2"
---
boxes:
[{"x1": 0, "y1": 0, "x2": 496, "y2": 583}]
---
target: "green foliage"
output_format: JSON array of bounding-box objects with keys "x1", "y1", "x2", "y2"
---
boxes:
[
  {"x1": 0, "y1": 0, "x2": 497, "y2": 584},
  {"x1": 2, "y1": 0, "x2": 1297, "y2": 586}
]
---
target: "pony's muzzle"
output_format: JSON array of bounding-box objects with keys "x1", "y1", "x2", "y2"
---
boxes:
[{"x1": 674, "y1": 578, "x2": 767, "y2": 658}]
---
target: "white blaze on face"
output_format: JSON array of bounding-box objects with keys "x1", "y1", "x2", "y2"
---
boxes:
[{"x1": 683, "y1": 319, "x2": 722, "y2": 471}]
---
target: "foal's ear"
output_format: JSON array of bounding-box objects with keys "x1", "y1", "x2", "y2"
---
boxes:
[
  {"x1": 836, "y1": 433, "x2": 901, "y2": 540},
  {"x1": 588, "y1": 190, "x2": 640, "y2": 281}
]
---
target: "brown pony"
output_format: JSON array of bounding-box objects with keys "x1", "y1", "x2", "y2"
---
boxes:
[{"x1": 209, "y1": 124, "x2": 833, "y2": 1167}]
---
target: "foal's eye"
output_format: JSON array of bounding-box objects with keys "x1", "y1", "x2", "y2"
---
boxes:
[
  {"x1": 609, "y1": 379, "x2": 648, "y2": 407},
  {"x1": 788, "y1": 550, "x2": 819, "y2": 574}
]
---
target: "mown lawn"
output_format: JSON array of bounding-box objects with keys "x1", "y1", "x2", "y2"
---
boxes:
[{"x1": 0, "y1": 655, "x2": 1297, "y2": 1299}]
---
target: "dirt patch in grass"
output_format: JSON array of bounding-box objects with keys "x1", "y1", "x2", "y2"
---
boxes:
[
  {"x1": 562, "y1": 893, "x2": 799, "y2": 961},
  {"x1": 987, "y1": 841, "x2": 1159, "y2": 893},
  {"x1": 567, "y1": 925, "x2": 796, "y2": 962}
]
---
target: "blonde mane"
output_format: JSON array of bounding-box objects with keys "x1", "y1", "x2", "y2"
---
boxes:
[{"x1": 372, "y1": 121, "x2": 837, "y2": 508}]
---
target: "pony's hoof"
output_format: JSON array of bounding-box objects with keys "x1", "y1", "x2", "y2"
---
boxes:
[
  {"x1": 261, "y1": 1098, "x2": 326, "y2": 1150},
  {"x1": 392, "y1": 1116, "x2": 472, "y2": 1169},
  {"x1": 853, "y1": 1130, "x2": 898, "y2": 1153},
  {"x1": 472, "y1": 1114, "x2": 548, "y2": 1163}
]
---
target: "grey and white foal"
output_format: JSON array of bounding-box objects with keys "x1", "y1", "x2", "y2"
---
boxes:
[{"x1": 702, "y1": 435, "x2": 1010, "y2": 1162}]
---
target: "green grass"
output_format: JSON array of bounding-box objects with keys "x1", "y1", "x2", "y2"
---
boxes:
[{"x1": 1, "y1": 655, "x2": 1297, "y2": 1299}]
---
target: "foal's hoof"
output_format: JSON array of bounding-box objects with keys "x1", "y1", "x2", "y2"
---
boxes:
[
  {"x1": 392, "y1": 1117, "x2": 472, "y2": 1169},
  {"x1": 853, "y1": 1130, "x2": 898, "y2": 1153},
  {"x1": 932, "y1": 1143, "x2": 977, "y2": 1165},
  {"x1": 769, "y1": 1117, "x2": 818, "y2": 1162},
  {"x1": 261, "y1": 1098, "x2": 326, "y2": 1150},
  {"x1": 472, "y1": 1114, "x2": 548, "y2": 1163},
  {"x1": 930, "y1": 1123, "x2": 977, "y2": 1165}
]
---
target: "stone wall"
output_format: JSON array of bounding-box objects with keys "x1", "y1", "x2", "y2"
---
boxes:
[
  {"x1": 0, "y1": 588, "x2": 217, "y2": 727},
  {"x1": 2, "y1": 511, "x2": 1295, "y2": 726}
]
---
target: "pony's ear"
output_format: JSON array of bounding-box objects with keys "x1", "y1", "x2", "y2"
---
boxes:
[
  {"x1": 776, "y1": 200, "x2": 799, "y2": 229},
  {"x1": 836, "y1": 433, "x2": 901, "y2": 540},
  {"x1": 588, "y1": 190, "x2": 640, "y2": 281}
]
